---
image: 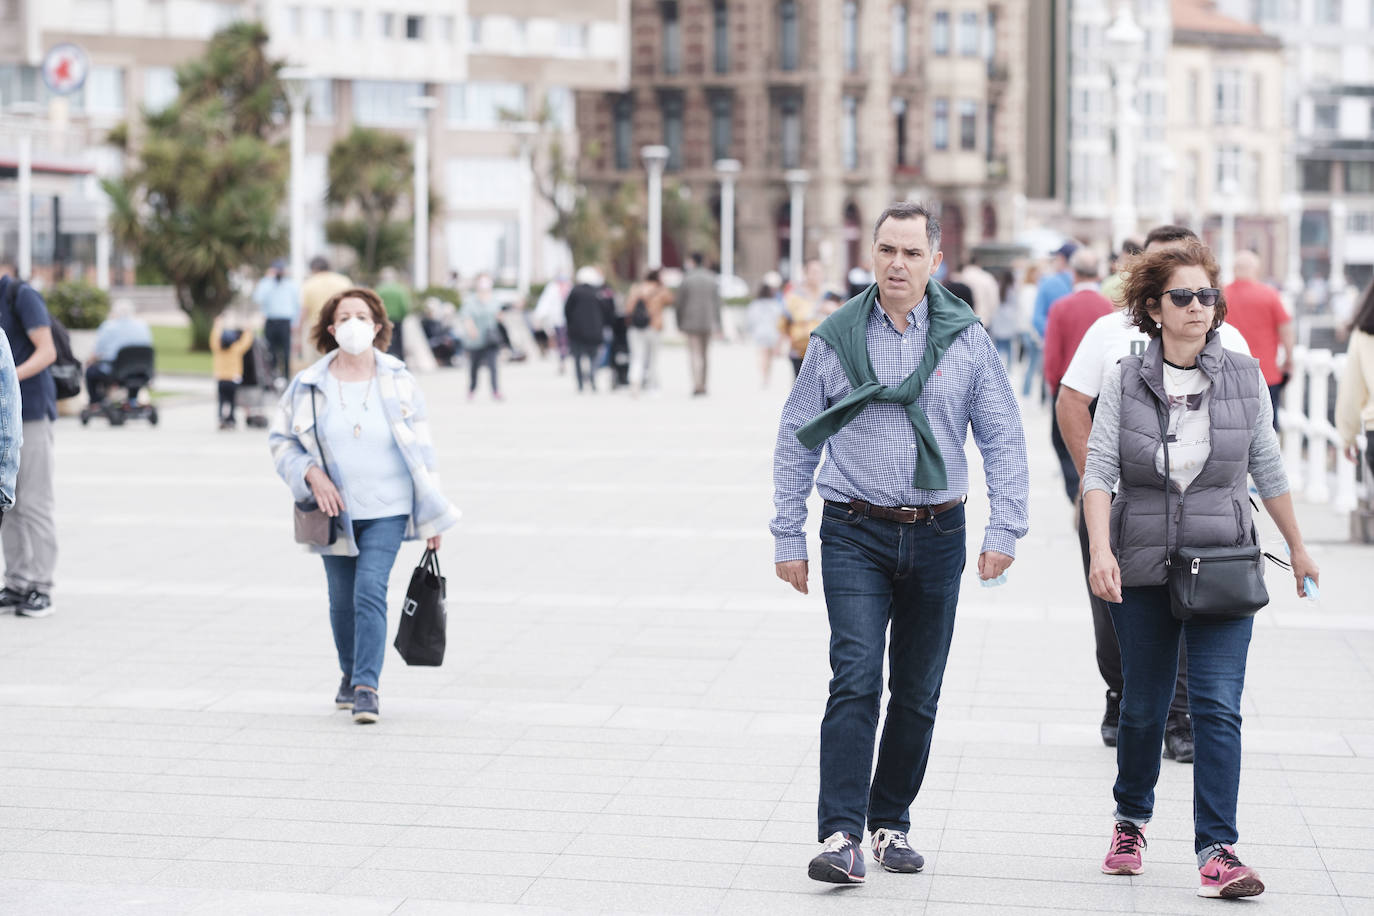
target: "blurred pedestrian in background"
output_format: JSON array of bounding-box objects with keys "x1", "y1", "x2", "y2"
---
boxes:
[
  {"x1": 270, "y1": 288, "x2": 458, "y2": 724},
  {"x1": 211, "y1": 312, "x2": 257, "y2": 429},
  {"x1": 959, "y1": 252, "x2": 1000, "y2": 326},
  {"x1": 533, "y1": 271, "x2": 571, "y2": 369},
  {"x1": 298, "y1": 257, "x2": 352, "y2": 366},
  {"x1": 1224, "y1": 250, "x2": 1294, "y2": 431},
  {"x1": 1337, "y1": 280, "x2": 1374, "y2": 476},
  {"x1": 253, "y1": 259, "x2": 300, "y2": 383},
  {"x1": 83, "y1": 299, "x2": 153, "y2": 404},
  {"x1": 746, "y1": 272, "x2": 786, "y2": 388},
  {"x1": 782, "y1": 260, "x2": 830, "y2": 378},
  {"x1": 675, "y1": 252, "x2": 723, "y2": 396},
  {"x1": 988, "y1": 269, "x2": 1021, "y2": 369},
  {"x1": 462, "y1": 273, "x2": 503, "y2": 401},
  {"x1": 1017, "y1": 263, "x2": 1043, "y2": 397},
  {"x1": 625, "y1": 268, "x2": 672, "y2": 395},
  {"x1": 565, "y1": 266, "x2": 609, "y2": 393},
  {"x1": 375, "y1": 268, "x2": 412, "y2": 360},
  {"x1": 1029, "y1": 242, "x2": 1079, "y2": 403}
]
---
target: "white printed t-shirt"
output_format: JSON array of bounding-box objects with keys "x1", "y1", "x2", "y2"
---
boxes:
[{"x1": 1058, "y1": 311, "x2": 1252, "y2": 399}]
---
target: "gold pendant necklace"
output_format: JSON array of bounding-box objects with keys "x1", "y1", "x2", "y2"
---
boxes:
[{"x1": 337, "y1": 373, "x2": 373, "y2": 438}]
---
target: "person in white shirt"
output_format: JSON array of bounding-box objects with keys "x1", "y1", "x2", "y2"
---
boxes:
[{"x1": 1055, "y1": 225, "x2": 1252, "y2": 764}]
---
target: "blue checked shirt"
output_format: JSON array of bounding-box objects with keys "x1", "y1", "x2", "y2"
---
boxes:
[{"x1": 771, "y1": 297, "x2": 1029, "y2": 562}]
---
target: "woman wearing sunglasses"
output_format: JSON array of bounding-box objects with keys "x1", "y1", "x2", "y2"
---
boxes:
[{"x1": 1081, "y1": 239, "x2": 1319, "y2": 899}]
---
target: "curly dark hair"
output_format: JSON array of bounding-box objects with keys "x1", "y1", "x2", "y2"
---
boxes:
[
  {"x1": 311, "y1": 287, "x2": 393, "y2": 354},
  {"x1": 1120, "y1": 238, "x2": 1227, "y2": 340}
]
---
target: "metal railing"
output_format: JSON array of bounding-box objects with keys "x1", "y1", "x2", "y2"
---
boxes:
[{"x1": 1280, "y1": 346, "x2": 1366, "y2": 518}]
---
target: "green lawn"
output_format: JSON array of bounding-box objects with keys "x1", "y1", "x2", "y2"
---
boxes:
[{"x1": 151, "y1": 325, "x2": 213, "y2": 376}]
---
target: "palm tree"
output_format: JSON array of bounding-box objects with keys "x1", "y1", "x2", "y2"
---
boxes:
[{"x1": 325, "y1": 128, "x2": 414, "y2": 282}]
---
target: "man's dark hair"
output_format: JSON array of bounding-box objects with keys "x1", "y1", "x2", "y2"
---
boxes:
[
  {"x1": 1143, "y1": 225, "x2": 1198, "y2": 249},
  {"x1": 645, "y1": 268, "x2": 661, "y2": 283},
  {"x1": 873, "y1": 201, "x2": 942, "y2": 253},
  {"x1": 943, "y1": 280, "x2": 974, "y2": 308},
  {"x1": 309, "y1": 256, "x2": 330, "y2": 272},
  {"x1": 1120, "y1": 239, "x2": 1144, "y2": 257},
  {"x1": 689, "y1": 252, "x2": 705, "y2": 267}
]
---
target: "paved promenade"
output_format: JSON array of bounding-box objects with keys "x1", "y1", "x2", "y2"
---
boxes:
[{"x1": 1, "y1": 343, "x2": 1372, "y2": 915}]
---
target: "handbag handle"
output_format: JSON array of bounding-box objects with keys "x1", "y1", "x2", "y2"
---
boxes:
[
  {"x1": 423, "y1": 546, "x2": 441, "y2": 578},
  {"x1": 309, "y1": 384, "x2": 333, "y2": 485}
]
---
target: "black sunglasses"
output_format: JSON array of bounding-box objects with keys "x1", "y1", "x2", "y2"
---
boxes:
[{"x1": 1162, "y1": 287, "x2": 1221, "y2": 308}]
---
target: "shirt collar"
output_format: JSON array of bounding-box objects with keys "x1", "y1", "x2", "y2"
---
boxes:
[
  {"x1": 871, "y1": 296, "x2": 928, "y2": 333},
  {"x1": 1073, "y1": 281, "x2": 1099, "y2": 292}
]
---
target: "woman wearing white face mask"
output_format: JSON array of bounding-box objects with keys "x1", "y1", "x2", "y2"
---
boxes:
[{"x1": 270, "y1": 288, "x2": 459, "y2": 724}]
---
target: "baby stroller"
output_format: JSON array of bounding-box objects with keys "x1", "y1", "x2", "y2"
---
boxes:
[
  {"x1": 239, "y1": 336, "x2": 275, "y2": 429},
  {"x1": 80, "y1": 345, "x2": 159, "y2": 427}
]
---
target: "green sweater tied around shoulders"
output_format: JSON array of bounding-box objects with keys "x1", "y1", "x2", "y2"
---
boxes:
[{"x1": 795, "y1": 280, "x2": 979, "y2": 492}]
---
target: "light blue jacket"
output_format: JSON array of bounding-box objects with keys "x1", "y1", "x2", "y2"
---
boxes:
[
  {"x1": 269, "y1": 350, "x2": 460, "y2": 556},
  {"x1": 0, "y1": 331, "x2": 20, "y2": 510}
]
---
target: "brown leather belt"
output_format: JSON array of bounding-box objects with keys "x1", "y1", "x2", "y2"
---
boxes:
[{"x1": 826, "y1": 497, "x2": 964, "y2": 524}]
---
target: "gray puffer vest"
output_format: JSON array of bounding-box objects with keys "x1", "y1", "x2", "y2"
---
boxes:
[{"x1": 1111, "y1": 333, "x2": 1262, "y2": 587}]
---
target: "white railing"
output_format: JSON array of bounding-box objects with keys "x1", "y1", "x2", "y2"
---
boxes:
[{"x1": 1280, "y1": 345, "x2": 1365, "y2": 513}]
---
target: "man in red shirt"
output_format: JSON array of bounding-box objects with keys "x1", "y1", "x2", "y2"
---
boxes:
[
  {"x1": 1224, "y1": 250, "x2": 1294, "y2": 430},
  {"x1": 1043, "y1": 248, "x2": 1114, "y2": 502}
]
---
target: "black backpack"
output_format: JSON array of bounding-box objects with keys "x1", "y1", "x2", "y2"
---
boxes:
[
  {"x1": 630, "y1": 297, "x2": 651, "y2": 330},
  {"x1": 4, "y1": 278, "x2": 82, "y2": 401}
]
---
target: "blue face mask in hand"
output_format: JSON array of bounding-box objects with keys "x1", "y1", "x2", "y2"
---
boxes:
[{"x1": 979, "y1": 572, "x2": 1008, "y2": 588}]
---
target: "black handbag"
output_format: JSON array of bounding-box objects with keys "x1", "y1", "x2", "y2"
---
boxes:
[
  {"x1": 293, "y1": 387, "x2": 338, "y2": 547},
  {"x1": 394, "y1": 548, "x2": 447, "y2": 666},
  {"x1": 1158, "y1": 408, "x2": 1285, "y2": 621}
]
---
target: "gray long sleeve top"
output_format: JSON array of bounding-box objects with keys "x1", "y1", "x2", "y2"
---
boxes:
[{"x1": 1083, "y1": 365, "x2": 1289, "y2": 499}]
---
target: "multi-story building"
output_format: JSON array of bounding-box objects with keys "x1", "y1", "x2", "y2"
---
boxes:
[
  {"x1": 1213, "y1": 0, "x2": 1374, "y2": 295},
  {"x1": 0, "y1": 0, "x2": 628, "y2": 287},
  {"x1": 1166, "y1": 0, "x2": 1286, "y2": 279},
  {"x1": 576, "y1": 0, "x2": 1028, "y2": 287}
]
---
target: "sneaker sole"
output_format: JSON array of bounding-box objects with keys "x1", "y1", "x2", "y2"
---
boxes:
[
  {"x1": 15, "y1": 608, "x2": 53, "y2": 619},
  {"x1": 1198, "y1": 875, "x2": 1265, "y2": 899},
  {"x1": 877, "y1": 860, "x2": 924, "y2": 874},
  {"x1": 352, "y1": 711, "x2": 378, "y2": 724},
  {"x1": 807, "y1": 861, "x2": 864, "y2": 884},
  {"x1": 335, "y1": 700, "x2": 354, "y2": 710},
  {"x1": 1102, "y1": 863, "x2": 1143, "y2": 876}
]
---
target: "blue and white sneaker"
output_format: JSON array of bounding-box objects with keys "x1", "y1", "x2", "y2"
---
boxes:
[
  {"x1": 334, "y1": 676, "x2": 354, "y2": 710},
  {"x1": 15, "y1": 591, "x2": 52, "y2": 619},
  {"x1": 352, "y1": 688, "x2": 379, "y2": 724},
  {"x1": 808, "y1": 831, "x2": 865, "y2": 884},
  {"x1": 872, "y1": 828, "x2": 925, "y2": 873}
]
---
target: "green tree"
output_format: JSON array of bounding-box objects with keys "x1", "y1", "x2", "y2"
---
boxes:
[
  {"x1": 103, "y1": 23, "x2": 287, "y2": 349},
  {"x1": 324, "y1": 128, "x2": 414, "y2": 283}
]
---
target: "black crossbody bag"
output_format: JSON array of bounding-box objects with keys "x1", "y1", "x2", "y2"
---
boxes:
[
  {"x1": 293, "y1": 387, "x2": 338, "y2": 547},
  {"x1": 1158, "y1": 408, "x2": 1287, "y2": 621}
]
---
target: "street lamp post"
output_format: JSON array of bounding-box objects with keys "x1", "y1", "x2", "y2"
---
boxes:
[
  {"x1": 1156, "y1": 150, "x2": 1176, "y2": 228},
  {"x1": 1329, "y1": 199, "x2": 1347, "y2": 299},
  {"x1": 1106, "y1": 5, "x2": 1144, "y2": 253},
  {"x1": 785, "y1": 169, "x2": 809, "y2": 280},
  {"x1": 408, "y1": 94, "x2": 439, "y2": 288},
  {"x1": 641, "y1": 145, "x2": 669, "y2": 270},
  {"x1": 512, "y1": 121, "x2": 539, "y2": 298},
  {"x1": 714, "y1": 159, "x2": 741, "y2": 287},
  {"x1": 279, "y1": 68, "x2": 310, "y2": 288},
  {"x1": 1282, "y1": 192, "x2": 1304, "y2": 307},
  {"x1": 1219, "y1": 178, "x2": 1238, "y2": 285},
  {"x1": 9, "y1": 102, "x2": 40, "y2": 280}
]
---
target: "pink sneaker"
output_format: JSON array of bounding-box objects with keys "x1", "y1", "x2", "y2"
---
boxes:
[
  {"x1": 1197, "y1": 846, "x2": 1264, "y2": 899},
  {"x1": 1101, "y1": 821, "x2": 1147, "y2": 875}
]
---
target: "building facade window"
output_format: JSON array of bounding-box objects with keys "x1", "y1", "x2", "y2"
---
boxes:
[
  {"x1": 558, "y1": 22, "x2": 589, "y2": 52},
  {"x1": 843, "y1": 0, "x2": 859, "y2": 73},
  {"x1": 1251, "y1": 73, "x2": 1263, "y2": 126},
  {"x1": 958, "y1": 11, "x2": 979, "y2": 56},
  {"x1": 933, "y1": 98, "x2": 949, "y2": 150},
  {"x1": 713, "y1": 0, "x2": 729, "y2": 74},
  {"x1": 1313, "y1": 102, "x2": 1339, "y2": 131},
  {"x1": 780, "y1": 0, "x2": 800, "y2": 71},
  {"x1": 662, "y1": 1, "x2": 681, "y2": 75},
  {"x1": 711, "y1": 93, "x2": 733, "y2": 162},
  {"x1": 1349, "y1": 211, "x2": 1374, "y2": 234},
  {"x1": 307, "y1": 78, "x2": 333, "y2": 121},
  {"x1": 80, "y1": 66, "x2": 125, "y2": 115},
  {"x1": 959, "y1": 100, "x2": 977, "y2": 150},
  {"x1": 1348, "y1": 161, "x2": 1374, "y2": 193},
  {"x1": 440, "y1": 15, "x2": 455, "y2": 41},
  {"x1": 1214, "y1": 70, "x2": 1242, "y2": 125},
  {"x1": 545, "y1": 86, "x2": 575, "y2": 132},
  {"x1": 933, "y1": 11, "x2": 949, "y2": 55},
  {"x1": 891, "y1": 4, "x2": 908, "y2": 74},
  {"x1": 1300, "y1": 159, "x2": 1332, "y2": 191},
  {"x1": 1216, "y1": 144, "x2": 1241, "y2": 192},
  {"x1": 378, "y1": 12, "x2": 394, "y2": 37},
  {"x1": 662, "y1": 92, "x2": 684, "y2": 170},
  {"x1": 613, "y1": 94, "x2": 633, "y2": 169},
  {"x1": 405, "y1": 15, "x2": 423, "y2": 39},
  {"x1": 892, "y1": 97, "x2": 909, "y2": 166},
  {"x1": 143, "y1": 66, "x2": 178, "y2": 113},
  {"x1": 286, "y1": 5, "x2": 302, "y2": 36},
  {"x1": 842, "y1": 95, "x2": 858, "y2": 169},
  {"x1": 305, "y1": 7, "x2": 332, "y2": 39},
  {"x1": 1188, "y1": 69, "x2": 1200, "y2": 120},
  {"x1": 780, "y1": 94, "x2": 802, "y2": 167},
  {"x1": 1314, "y1": 0, "x2": 1341, "y2": 24},
  {"x1": 447, "y1": 82, "x2": 526, "y2": 127},
  {"x1": 355, "y1": 80, "x2": 425, "y2": 126},
  {"x1": 349, "y1": 10, "x2": 363, "y2": 38}
]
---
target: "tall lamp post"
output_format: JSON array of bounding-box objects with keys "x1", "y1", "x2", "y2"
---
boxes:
[
  {"x1": 512, "y1": 121, "x2": 539, "y2": 298},
  {"x1": 641, "y1": 145, "x2": 669, "y2": 270},
  {"x1": 785, "y1": 169, "x2": 809, "y2": 280},
  {"x1": 408, "y1": 94, "x2": 439, "y2": 288},
  {"x1": 1282, "y1": 192, "x2": 1304, "y2": 308},
  {"x1": 1219, "y1": 177, "x2": 1238, "y2": 284},
  {"x1": 1329, "y1": 199, "x2": 1348, "y2": 300},
  {"x1": 714, "y1": 158, "x2": 741, "y2": 287},
  {"x1": 1106, "y1": 5, "x2": 1144, "y2": 253},
  {"x1": 9, "y1": 101, "x2": 40, "y2": 280},
  {"x1": 279, "y1": 68, "x2": 311, "y2": 289}
]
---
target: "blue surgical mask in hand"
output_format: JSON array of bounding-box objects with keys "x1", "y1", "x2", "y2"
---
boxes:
[
  {"x1": 1303, "y1": 576, "x2": 1320, "y2": 601},
  {"x1": 979, "y1": 572, "x2": 1008, "y2": 588}
]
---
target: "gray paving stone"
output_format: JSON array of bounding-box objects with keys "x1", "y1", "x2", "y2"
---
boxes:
[
  {"x1": 516, "y1": 877, "x2": 726, "y2": 914},
  {"x1": 330, "y1": 869, "x2": 534, "y2": 903}
]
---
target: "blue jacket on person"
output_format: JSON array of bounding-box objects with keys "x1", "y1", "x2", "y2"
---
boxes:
[
  {"x1": 1032, "y1": 269, "x2": 1074, "y2": 339},
  {"x1": 268, "y1": 349, "x2": 460, "y2": 557},
  {"x1": 0, "y1": 330, "x2": 20, "y2": 511}
]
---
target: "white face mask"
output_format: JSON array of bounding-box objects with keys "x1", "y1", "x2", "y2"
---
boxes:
[{"x1": 334, "y1": 317, "x2": 376, "y2": 355}]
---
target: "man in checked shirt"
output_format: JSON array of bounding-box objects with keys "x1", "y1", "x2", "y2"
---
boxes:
[{"x1": 771, "y1": 202, "x2": 1029, "y2": 884}]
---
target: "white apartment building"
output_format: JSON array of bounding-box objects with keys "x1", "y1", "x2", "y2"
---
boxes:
[{"x1": 0, "y1": 0, "x2": 627, "y2": 287}]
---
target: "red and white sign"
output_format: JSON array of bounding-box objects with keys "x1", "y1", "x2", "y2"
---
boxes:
[{"x1": 42, "y1": 43, "x2": 89, "y2": 96}]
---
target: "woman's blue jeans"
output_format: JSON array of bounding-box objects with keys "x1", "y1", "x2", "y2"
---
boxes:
[
  {"x1": 1110, "y1": 585, "x2": 1253, "y2": 852},
  {"x1": 817, "y1": 502, "x2": 966, "y2": 841},
  {"x1": 322, "y1": 515, "x2": 407, "y2": 690}
]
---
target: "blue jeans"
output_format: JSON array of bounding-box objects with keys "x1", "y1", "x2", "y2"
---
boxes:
[
  {"x1": 1110, "y1": 586, "x2": 1253, "y2": 852},
  {"x1": 817, "y1": 501, "x2": 967, "y2": 840},
  {"x1": 1021, "y1": 333, "x2": 1043, "y2": 400},
  {"x1": 322, "y1": 515, "x2": 407, "y2": 690}
]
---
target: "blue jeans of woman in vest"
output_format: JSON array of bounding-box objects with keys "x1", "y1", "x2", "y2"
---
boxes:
[
  {"x1": 1110, "y1": 585, "x2": 1254, "y2": 852},
  {"x1": 817, "y1": 501, "x2": 966, "y2": 842}
]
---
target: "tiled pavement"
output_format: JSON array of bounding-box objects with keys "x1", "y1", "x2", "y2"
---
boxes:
[{"x1": 1, "y1": 343, "x2": 1372, "y2": 915}]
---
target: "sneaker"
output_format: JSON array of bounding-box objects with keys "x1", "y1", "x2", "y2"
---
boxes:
[
  {"x1": 872, "y1": 828, "x2": 924, "y2": 873},
  {"x1": 1102, "y1": 689, "x2": 1121, "y2": 747},
  {"x1": 15, "y1": 591, "x2": 53, "y2": 619},
  {"x1": 1102, "y1": 821, "x2": 1147, "y2": 875},
  {"x1": 808, "y1": 831, "x2": 865, "y2": 884},
  {"x1": 1164, "y1": 713, "x2": 1195, "y2": 764},
  {"x1": 1197, "y1": 846, "x2": 1264, "y2": 898},
  {"x1": 352, "y1": 688, "x2": 380, "y2": 724},
  {"x1": 0, "y1": 587, "x2": 25, "y2": 612},
  {"x1": 334, "y1": 677, "x2": 354, "y2": 710}
]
